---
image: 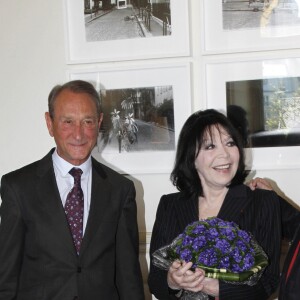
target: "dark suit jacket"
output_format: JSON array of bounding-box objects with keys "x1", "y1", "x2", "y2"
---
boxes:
[
  {"x1": 279, "y1": 224, "x2": 300, "y2": 300},
  {"x1": 0, "y1": 149, "x2": 144, "y2": 300},
  {"x1": 148, "y1": 185, "x2": 282, "y2": 300}
]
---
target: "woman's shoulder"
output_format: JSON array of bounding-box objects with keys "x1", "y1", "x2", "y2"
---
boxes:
[
  {"x1": 231, "y1": 183, "x2": 278, "y2": 197},
  {"x1": 160, "y1": 191, "x2": 183, "y2": 200},
  {"x1": 158, "y1": 191, "x2": 194, "y2": 209},
  {"x1": 242, "y1": 184, "x2": 281, "y2": 212},
  {"x1": 245, "y1": 184, "x2": 278, "y2": 198},
  {"x1": 229, "y1": 184, "x2": 280, "y2": 209},
  {"x1": 158, "y1": 191, "x2": 183, "y2": 207}
]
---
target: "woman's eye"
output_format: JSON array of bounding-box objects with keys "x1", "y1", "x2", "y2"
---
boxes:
[
  {"x1": 205, "y1": 144, "x2": 215, "y2": 150},
  {"x1": 227, "y1": 141, "x2": 236, "y2": 147}
]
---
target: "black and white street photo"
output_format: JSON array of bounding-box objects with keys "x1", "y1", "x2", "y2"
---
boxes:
[
  {"x1": 96, "y1": 86, "x2": 175, "y2": 153},
  {"x1": 84, "y1": 0, "x2": 171, "y2": 42}
]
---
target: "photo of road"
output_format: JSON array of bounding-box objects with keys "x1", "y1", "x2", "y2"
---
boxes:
[
  {"x1": 85, "y1": 1, "x2": 171, "y2": 42},
  {"x1": 96, "y1": 86, "x2": 175, "y2": 153}
]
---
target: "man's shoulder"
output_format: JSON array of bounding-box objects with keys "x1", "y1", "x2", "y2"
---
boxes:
[
  {"x1": 91, "y1": 157, "x2": 132, "y2": 185},
  {"x1": 1, "y1": 150, "x2": 53, "y2": 182}
]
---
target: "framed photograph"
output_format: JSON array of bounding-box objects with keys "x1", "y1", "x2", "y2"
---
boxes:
[
  {"x1": 201, "y1": 0, "x2": 300, "y2": 54},
  {"x1": 204, "y1": 56, "x2": 300, "y2": 170},
  {"x1": 69, "y1": 63, "x2": 191, "y2": 174},
  {"x1": 64, "y1": 0, "x2": 189, "y2": 63}
]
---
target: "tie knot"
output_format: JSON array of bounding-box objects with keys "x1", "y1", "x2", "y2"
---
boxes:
[{"x1": 69, "y1": 168, "x2": 83, "y2": 181}]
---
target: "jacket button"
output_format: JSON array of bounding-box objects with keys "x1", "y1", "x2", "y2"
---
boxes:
[
  {"x1": 77, "y1": 267, "x2": 82, "y2": 273},
  {"x1": 73, "y1": 297, "x2": 78, "y2": 300}
]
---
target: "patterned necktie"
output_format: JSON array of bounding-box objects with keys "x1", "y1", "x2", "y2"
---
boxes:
[{"x1": 64, "y1": 167, "x2": 84, "y2": 255}]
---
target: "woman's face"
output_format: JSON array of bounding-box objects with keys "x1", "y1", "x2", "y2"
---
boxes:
[{"x1": 195, "y1": 125, "x2": 240, "y2": 191}]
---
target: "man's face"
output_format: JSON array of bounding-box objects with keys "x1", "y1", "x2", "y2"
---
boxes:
[{"x1": 45, "y1": 89, "x2": 102, "y2": 166}]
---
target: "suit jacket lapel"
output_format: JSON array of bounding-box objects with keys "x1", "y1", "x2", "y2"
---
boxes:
[
  {"x1": 218, "y1": 185, "x2": 251, "y2": 224},
  {"x1": 36, "y1": 150, "x2": 77, "y2": 257},
  {"x1": 174, "y1": 193, "x2": 199, "y2": 232},
  {"x1": 80, "y1": 158, "x2": 110, "y2": 256}
]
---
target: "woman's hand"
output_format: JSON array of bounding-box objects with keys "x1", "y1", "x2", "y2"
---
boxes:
[
  {"x1": 200, "y1": 277, "x2": 219, "y2": 297},
  {"x1": 167, "y1": 260, "x2": 219, "y2": 296},
  {"x1": 167, "y1": 260, "x2": 204, "y2": 292}
]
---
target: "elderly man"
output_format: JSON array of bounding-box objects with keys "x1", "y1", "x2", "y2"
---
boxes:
[{"x1": 0, "y1": 80, "x2": 144, "y2": 299}]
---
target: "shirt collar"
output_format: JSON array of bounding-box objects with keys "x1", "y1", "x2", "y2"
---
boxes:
[{"x1": 52, "y1": 148, "x2": 92, "y2": 177}]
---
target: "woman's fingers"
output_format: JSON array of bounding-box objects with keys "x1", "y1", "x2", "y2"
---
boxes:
[
  {"x1": 175, "y1": 261, "x2": 193, "y2": 275},
  {"x1": 168, "y1": 261, "x2": 206, "y2": 292}
]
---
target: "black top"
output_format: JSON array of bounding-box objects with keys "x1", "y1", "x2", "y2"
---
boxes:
[
  {"x1": 148, "y1": 184, "x2": 288, "y2": 300},
  {"x1": 279, "y1": 223, "x2": 300, "y2": 300}
]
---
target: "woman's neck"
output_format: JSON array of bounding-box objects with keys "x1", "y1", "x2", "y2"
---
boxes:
[{"x1": 198, "y1": 188, "x2": 228, "y2": 220}]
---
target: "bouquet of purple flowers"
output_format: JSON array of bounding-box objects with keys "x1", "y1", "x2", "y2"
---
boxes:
[{"x1": 152, "y1": 217, "x2": 268, "y2": 299}]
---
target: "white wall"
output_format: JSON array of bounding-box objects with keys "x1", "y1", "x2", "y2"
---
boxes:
[{"x1": 1, "y1": 1, "x2": 299, "y2": 299}]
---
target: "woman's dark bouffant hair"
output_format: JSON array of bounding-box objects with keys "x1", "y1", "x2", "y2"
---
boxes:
[{"x1": 170, "y1": 109, "x2": 248, "y2": 197}]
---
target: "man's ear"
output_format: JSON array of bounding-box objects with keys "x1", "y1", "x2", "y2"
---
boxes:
[
  {"x1": 98, "y1": 113, "x2": 104, "y2": 129},
  {"x1": 45, "y1": 112, "x2": 54, "y2": 137}
]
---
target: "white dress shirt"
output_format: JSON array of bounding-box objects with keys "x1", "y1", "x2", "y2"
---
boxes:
[{"x1": 52, "y1": 149, "x2": 92, "y2": 234}]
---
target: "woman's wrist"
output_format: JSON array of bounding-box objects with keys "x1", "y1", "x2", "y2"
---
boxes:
[{"x1": 168, "y1": 287, "x2": 183, "y2": 298}]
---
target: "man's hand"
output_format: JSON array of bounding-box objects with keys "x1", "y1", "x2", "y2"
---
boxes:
[{"x1": 247, "y1": 177, "x2": 273, "y2": 191}]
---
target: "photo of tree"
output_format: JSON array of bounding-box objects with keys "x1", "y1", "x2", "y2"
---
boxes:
[
  {"x1": 226, "y1": 76, "x2": 300, "y2": 147},
  {"x1": 96, "y1": 85, "x2": 175, "y2": 153}
]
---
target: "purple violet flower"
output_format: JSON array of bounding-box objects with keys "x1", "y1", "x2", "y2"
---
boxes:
[
  {"x1": 198, "y1": 248, "x2": 218, "y2": 267},
  {"x1": 179, "y1": 248, "x2": 192, "y2": 262},
  {"x1": 215, "y1": 239, "x2": 231, "y2": 254},
  {"x1": 172, "y1": 217, "x2": 256, "y2": 273}
]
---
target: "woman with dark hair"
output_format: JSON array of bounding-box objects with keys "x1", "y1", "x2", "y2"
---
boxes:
[{"x1": 148, "y1": 109, "x2": 282, "y2": 299}]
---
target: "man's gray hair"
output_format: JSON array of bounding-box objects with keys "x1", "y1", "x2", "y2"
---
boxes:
[{"x1": 48, "y1": 80, "x2": 101, "y2": 118}]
